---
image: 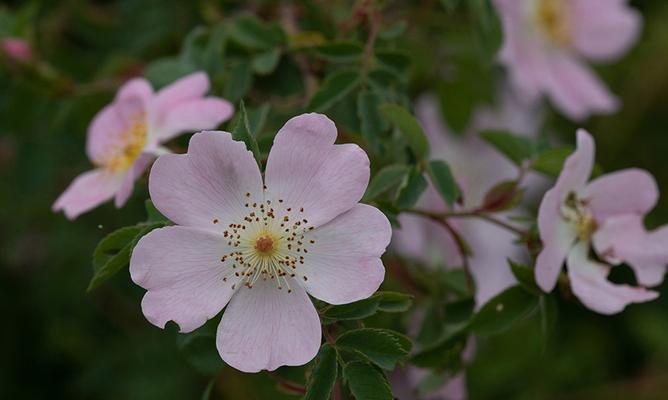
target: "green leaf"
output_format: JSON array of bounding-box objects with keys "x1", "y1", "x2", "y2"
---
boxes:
[
  {"x1": 375, "y1": 49, "x2": 411, "y2": 79},
  {"x1": 224, "y1": 59, "x2": 253, "y2": 103},
  {"x1": 229, "y1": 15, "x2": 285, "y2": 50},
  {"x1": 231, "y1": 100, "x2": 261, "y2": 164},
  {"x1": 343, "y1": 362, "x2": 393, "y2": 400},
  {"x1": 531, "y1": 147, "x2": 573, "y2": 177},
  {"x1": 364, "y1": 164, "x2": 410, "y2": 201},
  {"x1": 481, "y1": 130, "x2": 535, "y2": 166},
  {"x1": 321, "y1": 291, "x2": 413, "y2": 322},
  {"x1": 314, "y1": 41, "x2": 363, "y2": 62},
  {"x1": 481, "y1": 180, "x2": 523, "y2": 212},
  {"x1": 379, "y1": 103, "x2": 429, "y2": 160},
  {"x1": 251, "y1": 47, "x2": 281, "y2": 75},
  {"x1": 88, "y1": 222, "x2": 165, "y2": 291},
  {"x1": 144, "y1": 58, "x2": 197, "y2": 89},
  {"x1": 426, "y1": 160, "x2": 459, "y2": 208},
  {"x1": 357, "y1": 90, "x2": 387, "y2": 152},
  {"x1": 307, "y1": 70, "x2": 360, "y2": 112},
  {"x1": 304, "y1": 344, "x2": 338, "y2": 400},
  {"x1": 470, "y1": 286, "x2": 539, "y2": 336},
  {"x1": 508, "y1": 259, "x2": 540, "y2": 294},
  {"x1": 374, "y1": 291, "x2": 413, "y2": 313},
  {"x1": 411, "y1": 323, "x2": 469, "y2": 369},
  {"x1": 378, "y1": 21, "x2": 407, "y2": 40},
  {"x1": 394, "y1": 166, "x2": 428, "y2": 209},
  {"x1": 336, "y1": 328, "x2": 412, "y2": 370}
]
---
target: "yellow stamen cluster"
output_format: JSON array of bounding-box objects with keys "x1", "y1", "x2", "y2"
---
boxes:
[
  {"x1": 535, "y1": 0, "x2": 571, "y2": 47},
  {"x1": 97, "y1": 116, "x2": 148, "y2": 173},
  {"x1": 214, "y1": 190, "x2": 317, "y2": 293},
  {"x1": 562, "y1": 192, "x2": 598, "y2": 241}
]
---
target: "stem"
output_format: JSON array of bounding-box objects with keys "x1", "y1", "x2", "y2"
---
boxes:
[
  {"x1": 406, "y1": 208, "x2": 528, "y2": 237},
  {"x1": 429, "y1": 216, "x2": 475, "y2": 293},
  {"x1": 268, "y1": 371, "x2": 306, "y2": 395}
]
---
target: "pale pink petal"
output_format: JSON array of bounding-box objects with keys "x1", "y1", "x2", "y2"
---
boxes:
[
  {"x1": 130, "y1": 226, "x2": 238, "y2": 333},
  {"x1": 265, "y1": 113, "x2": 370, "y2": 227},
  {"x1": 52, "y1": 169, "x2": 122, "y2": 220},
  {"x1": 593, "y1": 215, "x2": 668, "y2": 287},
  {"x1": 216, "y1": 279, "x2": 321, "y2": 372},
  {"x1": 543, "y1": 54, "x2": 618, "y2": 121},
  {"x1": 155, "y1": 98, "x2": 234, "y2": 142},
  {"x1": 554, "y1": 129, "x2": 595, "y2": 196},
  {"x1": 535, "y1": 188, "x2": 578, "y2": 291},
  {"x1": 86, "y1": 80, "x2": 152, "y2": 164},
  {"x1": 114, "y1": 152, "x2": 154, "y2": 208},
  {"x1": 149, "y1": 131, "x2": 263, "y2": 230},
  {"x1": 582, "y1": 168, "x2": 658, "y2": 221},
  {"x1": 567, "y1": 242, "x2": 658, "y2": 315},
  {"x1": 458, "y1": 218, "x2": 519, "y2": 307},
  {"x1": 571, "y1": 0, "x2": 642, "y2": 62},
  {"x1": 300, "y1": 204, "x2": 388, "y2": 304},
  {"x1": 151, "y1": 71, "x2": 210, "y2": 130},
  {"x1": 1, "y1": 38, "x2": 33, "y2": 63}
]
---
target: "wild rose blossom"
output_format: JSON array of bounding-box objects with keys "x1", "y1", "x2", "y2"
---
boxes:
[
  {"x1": 536, "y1": 129, "x2": 666, "y2": 314},
  {"x1": 493, "y1": 0, "x2": 642, "y2": 120},
  {"x1": 0, "y1": 38, "x2": 33, "y2": 64},
  {"x1": 129, "y1": 114, "x2": 391, "y2": 372},
  {"x1": 53, "y1": 72, "x2": 233, "y2": 219}
]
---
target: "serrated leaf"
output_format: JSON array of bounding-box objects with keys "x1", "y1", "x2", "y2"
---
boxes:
[
  {"x1": 314, "y1": 41, "x2": 363, "y2": 62},
  {"x1": 394, "y1": 166, "x2": 427, "y2": 209},
  {"x1": 304, "y1": 344, "x2": 338, "y2": 400},
  {"x1": 307, "y1": 70, "x2": 360, "y2": 112},
  {"x1": 426, "y1": 160, "x2": 459, "y2": 207},
  {"x1": 531, "y1": 147, "x2": 573, "y2": 177},
  {"x1": 88, "y1": 222, "x2": 166, "y2": 291},
  {"x1": 364, "y1": 164, "x2": 410, "y2": 201},
  {"x1": 470, "y1": 285, "x2": 539, "y2": 336},
  {"x1": 336, "y1": 328, "x2": 411, "y2": 370},
  {"x1": 229, "y1": 15, "x2": 285, "y2": 50},
  {"x1": 321, "y1": 297, "x2": 380, "y2": 322},
  {"x1": 224, "y1": 59, "x2": 253, "y2": 103},
  {"x1": 252, "y1": 47, "x2": 281, "y2": 75},
  {"x1": 343, "y1": 362, "x2": 393, "y2": 400},
  {"x1": 379, "y1": 103, "x2": 429, "y2": 160},
  {"x1": 411, "y1": 323, "x2": 469, "y2": 369},
  {"x1": 481, "y1": 130, "x2": 535, "y2": 166},
  {"x1": 375, "y1": 49, "x2": 411, "y2": 79},
  {"x1": 231, "y1": 100, "x2": 261, "y2": 164},
  {"x1": 374, "y1": 291, "x2": 413, "y2": 313},
  {"x1": 357, "y1": 90, "x2": 387, "y2": 152}
]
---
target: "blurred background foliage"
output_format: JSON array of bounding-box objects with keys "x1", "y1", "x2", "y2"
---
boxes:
[{"x1": 3, "y1": 0, "x2": 668, "y2": 399}]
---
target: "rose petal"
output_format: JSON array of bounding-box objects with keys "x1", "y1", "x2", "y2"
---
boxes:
[
  {"x1": 567, "y1": 242, "x2": 658, "y2": 315},
  {"x1": 130, "y1": 226, "x2": 239, "y2": 333},
  {"x1": 583, "y1": 168, "x2": 658, "y2": 221},
  {"x1": 216, "y1": 279, "x2": 321, "y2": 372},
  {"x1": 300, "y1": 204, "x2": 389, "y2": 304},
  {"x1": 151, "y1": 71, "x2": 210, "y2": 127},
  {"x1": 571, "y1": 0, "x2": 642, "y2": 62},
  {"x1": 52, "y1": 169, "x2": 122, "y2": 220},
  {"x1": 149, "y1": 131, "x2": 263, "y2": 230},
  {"x1": 114, "y1": 152, "x2": 154, "y2": 208},
  {"x1": 265, "y1": 113, "x2": 370, "y2": 227},
  {"x1": 155, "y1": 98, "x2": 234, "y2": 143},
  {"x1": 593, "y1": 214, "x2": 668, "y2": 287},
  {"x1": 536, "y1": 188, "x2": 578, "y2": 291}
]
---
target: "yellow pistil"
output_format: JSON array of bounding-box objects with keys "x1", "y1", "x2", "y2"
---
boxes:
[
  {"x1": 99, "y1": 118, "x2": 148, "y2": 173},
  {"x1": 535, "y1": 0, "x2": 571, "y2": 47}
]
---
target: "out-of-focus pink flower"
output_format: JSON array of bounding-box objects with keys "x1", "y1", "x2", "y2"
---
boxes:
[
  {"x1": 493, "y1": 0, "x2": 642, "y2": 121},
  {"x1": 393, "y1": 94, "x2": 536, "y2": 307},
  {"x1": 129, "y1": 114, "x2": 390, "y2": 372},
  {"x1": 536, "y1": 129, "x2": 665, "y2": 314},
  {"x1": 0, "y1": 38, "x2": 33, "y2": 64},
  {"x1": 53, "y1": 72, "x2": 233, "y2": 219}
]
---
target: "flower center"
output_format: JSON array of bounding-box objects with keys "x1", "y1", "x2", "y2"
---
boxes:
[
  {"x1": 255, "y1": 234, "x2": 274, "y2": 254},
  {"x1": 213, "y1": 191, "x2": 317, "y2": 293},
  {"x1": 97, "y1": 115, "x2": 148, "y2": 173},
  {"x1": 534, "y1": 0, "x2": 571, "y2": 47},
  {"x1": 561, "y1": 192, "x2": 598, "y2": 241}
]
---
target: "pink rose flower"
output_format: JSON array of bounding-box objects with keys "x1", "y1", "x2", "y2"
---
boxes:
[
  {"x1": 129, "y1": 114, "x2": 391, "y2": 372},
  {"x1": 0, "y1": 38, "x2": 33, "y2": 63},
  {"x1": 493, "y1": 0, "x2": 642, "y2": 120},
  {"x1": 536, "y1": 129, "x2": 666, "y2": 314},
  {"x1": 53, "y1": 72, "x2": 233, "y2": 219}
]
